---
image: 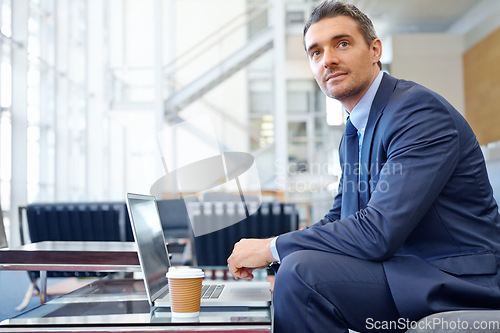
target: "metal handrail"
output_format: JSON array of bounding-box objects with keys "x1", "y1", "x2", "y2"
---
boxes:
[
  {"x1": 164, "y1": 0, "x2": 270, "y2": 76},
  {"x1": 108, "y1": 0, "x2": 274, "y2": 153}
]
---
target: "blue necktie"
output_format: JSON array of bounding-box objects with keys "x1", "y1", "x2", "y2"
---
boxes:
[{"x1": 341, "y1": 118, "x2": 359, "y2": 219}]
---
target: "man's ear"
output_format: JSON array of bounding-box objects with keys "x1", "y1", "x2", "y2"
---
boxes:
[{"x1": 371, "y1": 38, "x2": 382, "y2": 64}]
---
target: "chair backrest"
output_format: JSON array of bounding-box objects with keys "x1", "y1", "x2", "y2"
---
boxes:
[
  {"x1": 192, "y1": 202, "x2": 298, "y2": 267},
  {"x1": 25, "y1": 202, "x2": 133, "y2": 243},
  {"x1": 156, "y1": 199, "x2": 193, "y2": 239},
  {"x1": 22, "y1": 201, "x2": 133, "y2": 278}
]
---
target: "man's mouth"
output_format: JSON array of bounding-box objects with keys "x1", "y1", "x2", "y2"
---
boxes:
[{"x1": 326, "y1": 72, "x2": 347, "y2": 82}]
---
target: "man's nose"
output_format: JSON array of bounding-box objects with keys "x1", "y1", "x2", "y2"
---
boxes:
[{"x1": 323, "y1": 49, "x2": 339, "y2": 69}]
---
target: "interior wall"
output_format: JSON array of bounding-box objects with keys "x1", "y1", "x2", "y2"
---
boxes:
[
  {"x1": 463, "y1": 26, "x2": 500, "y2": 146},
  {"x1": 391, "y1": 33, "x2": 465, "y2": 114}
]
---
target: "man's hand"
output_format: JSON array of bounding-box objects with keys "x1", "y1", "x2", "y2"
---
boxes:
[{"x1": 227, "y1": 238, "x2": 276, "y2": 280}]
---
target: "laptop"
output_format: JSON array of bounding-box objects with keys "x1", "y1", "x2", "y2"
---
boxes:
[{"x1": 126, "y1": 193, "x2": 272, "y2": 308}]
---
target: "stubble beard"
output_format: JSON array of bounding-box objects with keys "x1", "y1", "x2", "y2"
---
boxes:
[
  {"x1": 324, "y1": 82, "x2": 357, "y2": 104},
  {"x1": 323, "y1": 76, "x2": 369, "y2": 107}
]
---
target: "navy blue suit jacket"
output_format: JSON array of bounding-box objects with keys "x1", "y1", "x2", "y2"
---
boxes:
[{"x1": 276, "y1": 73, "x2": 500, "y2": 320}]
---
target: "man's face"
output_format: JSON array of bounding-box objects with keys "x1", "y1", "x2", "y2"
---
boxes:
[{"x1": 304, "y1": 16, "x2": 381, "y2": 111}]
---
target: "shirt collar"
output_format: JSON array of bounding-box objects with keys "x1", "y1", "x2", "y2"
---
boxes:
[{"x1": 348, "y1": 71, "x2": 384, "y2": 134}]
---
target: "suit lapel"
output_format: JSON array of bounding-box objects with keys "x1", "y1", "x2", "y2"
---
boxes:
[{"x1": 359, "y1": 73, "x2": 398, "y2": 208}]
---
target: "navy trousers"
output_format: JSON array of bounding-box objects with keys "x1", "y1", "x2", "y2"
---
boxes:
[{"x1": 273, "y1": 250, "x2": 404, "y2": 333}]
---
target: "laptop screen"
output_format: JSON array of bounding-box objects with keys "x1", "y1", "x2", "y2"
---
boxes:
[{"x1": 126, "y1": 193, "x2": 171, "y2": 303}]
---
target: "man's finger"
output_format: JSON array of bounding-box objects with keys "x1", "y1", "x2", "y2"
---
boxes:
[
  {"x1": 238, "y1": 268, "x2": 254, "y2": 280},
  {"x1": 227, "y1": 256, "x2": 242, "y2": 279}
]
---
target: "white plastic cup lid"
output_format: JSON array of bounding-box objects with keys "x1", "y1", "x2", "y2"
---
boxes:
[{"x1": 166, "y1": 266, "x2": 205, "y2": 279}]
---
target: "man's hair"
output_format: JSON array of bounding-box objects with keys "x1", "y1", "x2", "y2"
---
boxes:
[{"x1": 303, "y1": 1, "x2": 382, "y2": 69}]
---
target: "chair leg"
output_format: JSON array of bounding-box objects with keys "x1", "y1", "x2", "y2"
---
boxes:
[
  {"x1": 15, "y1": 282, "x2": 36, "y2": 311},
  {"x1": 16, "y1": 273, "x2": 41, "y2": 311}
]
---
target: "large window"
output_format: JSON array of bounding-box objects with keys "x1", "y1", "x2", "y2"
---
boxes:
[
  {"x1": 26, "y1": 1, "x2": 55, "y2": 201},
  {"x1": 0, "y1": 0, "x2": 90, "y2": 245},
  {"x1": 0, "y1": 0, "x2": 12, "y2": 237},
  {"x1": 66, "y1": 0, "x2": 87, "y2": 200},
  {"x1": 27, "y1": 0, "x2": 88, "y2": 203}
]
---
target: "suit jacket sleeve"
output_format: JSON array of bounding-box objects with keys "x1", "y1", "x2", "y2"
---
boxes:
[{"x1": 277, "y1": 84, "x2": 460, "y2": 261}]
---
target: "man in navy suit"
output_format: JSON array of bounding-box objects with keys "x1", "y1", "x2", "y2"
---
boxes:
[{"x1": 227, "y1": 1, "x2": 500, "y2": 332}]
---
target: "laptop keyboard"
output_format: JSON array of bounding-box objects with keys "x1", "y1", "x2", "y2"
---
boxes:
[{"x1": 201, "y1": 284, "x2": 225, "y2": 299}]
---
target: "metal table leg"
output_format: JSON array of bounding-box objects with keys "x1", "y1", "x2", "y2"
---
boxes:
[{"x1": 40, "y1": 270, "x2": 47, "y2": 304}]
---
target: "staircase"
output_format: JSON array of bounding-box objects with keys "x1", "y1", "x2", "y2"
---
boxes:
[
  {"x1": 108, "y1": 0, "x2": 277, "y2": 152},
  {"x1": 164, "y1": 26, "x2": 274, "y2": 115}
]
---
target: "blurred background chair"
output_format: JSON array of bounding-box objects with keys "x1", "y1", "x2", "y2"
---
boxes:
[
  {"x1": 17, "y1": 201, "x2": 134, "y2": 309},
  {"x1": 191, "y1": 201, "x2": 298, "y2": 279},
  {"x1": 156, "y1": 198, "x2": 195, "y2": 265}
]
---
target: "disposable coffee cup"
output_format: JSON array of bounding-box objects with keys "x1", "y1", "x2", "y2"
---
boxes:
[{"x1": 166, "y1": 267, "x2": 205, "y2": 318}]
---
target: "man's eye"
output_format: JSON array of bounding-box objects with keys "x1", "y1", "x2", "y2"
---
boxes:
[
  {"x1": 339, "y1": 42, "x2": 349, "y2": 48},
  {"x1": 310, "y1": 50, "x2": 320, "y2": 58}
]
